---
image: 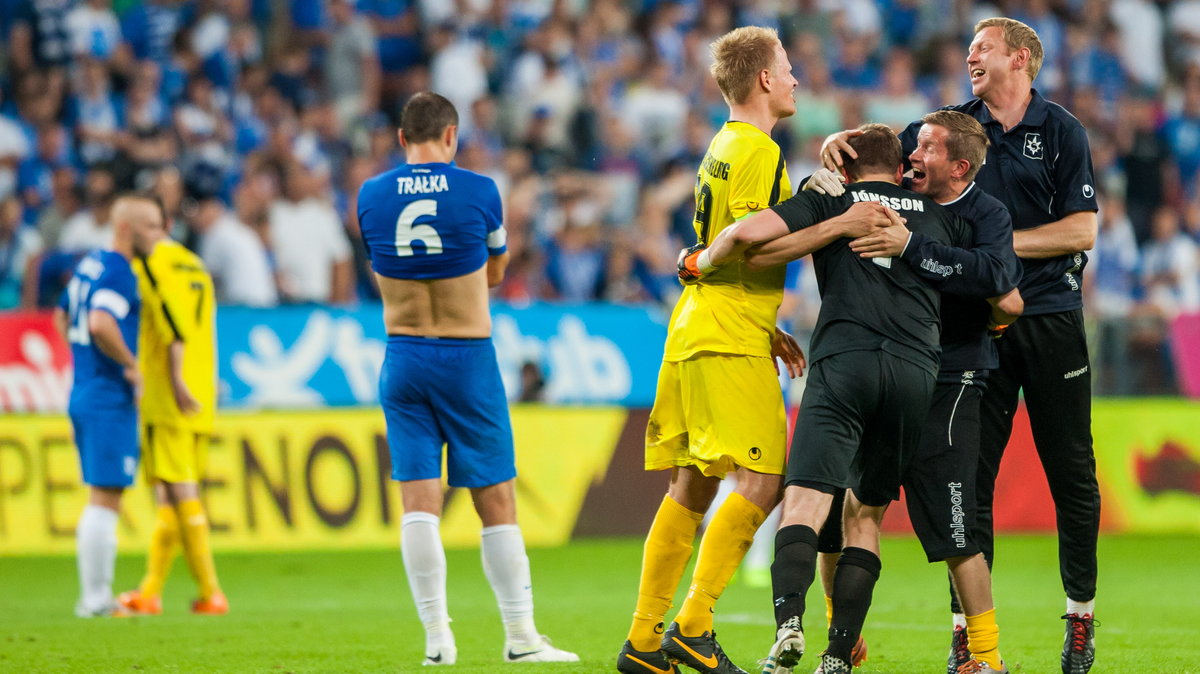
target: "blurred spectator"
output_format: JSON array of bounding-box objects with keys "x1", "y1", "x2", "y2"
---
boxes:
[
  {"x1": 120, "y1": 0, "x2": 191, "y2": 66},
  {"x1": 268, "y1": 163, "x2": 352, "y2": 304},
  {"x1": 189, "y1": 186, "x2": 278, "y2": 307},
  {"x1": 0, "y1": 91, "x2": 31, "y2": 201},
  {"x1": 326, "y1": 0, "x2": 381, "y2": 129},
  {"x1": 1163, "y1": 73, "x2": 1200, "y2": 199},
  {"x1": 35, "y1": 165, "x2": 82, "y2": 251},
  {"x1": 58, "y1": 166, "x2": 116, "y2": 253},
  {"x1": 1110, "y1": 0, "x2": 1165, "y2": 90},
  {"x1": 863, "y1": 49, "x2": 929, "y2": 131},
  {"x1": 17, "y1": 123, "x2": 71, "y2": 226},
  {"x1": 70, "y1": 58, "x2": 122, "y2": 167},
  {"x1": 1089, "y1": 196, "x2": 1141, "y2": 395},
  {"x1": 0, "y1": 195, "x2": 42, "y2": 309},
  {"x1": 8, "y1": 0, "x2": 73, "y2": 73},
  {"x1": 1141, "y1": 206, "x2": 1200, "y2": 317},
  {"x1": 1118, "y1": 95, "x2": 1170, "y2": 243},
  {"x1": 66, "y1": 0, "x2": 123, "y2": 63}
]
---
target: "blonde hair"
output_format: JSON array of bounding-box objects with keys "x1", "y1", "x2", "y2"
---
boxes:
[
  {"x1": 975, "y1": 17, "x2": 1044, "y2": 82},
  {"x1": 921, "y1": 111, "x2": 990, "y2": 182},
  {"x1": 709, "y1": 26, "x2": 780, "y2": 105}
]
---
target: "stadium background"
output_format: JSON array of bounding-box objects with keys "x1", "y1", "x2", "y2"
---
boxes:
[{"x1": 1, "y1": 0, "x2": 1199, "y2": 671}]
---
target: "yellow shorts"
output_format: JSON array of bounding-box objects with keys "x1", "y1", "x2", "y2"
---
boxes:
[
  {"x1": 645, "y1": 354, "x2": 786, "y2": 478},
  {"x1": 141, "y1": 423, "x2": 208, "y2": 483}
]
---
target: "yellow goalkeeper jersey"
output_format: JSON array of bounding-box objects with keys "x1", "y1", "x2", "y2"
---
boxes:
[
  {"x1": 663, "y1": 121, "x2": 792, "y2": 362},
  {"x1": 134, "y1": 239, "x2": 217, "y2": 431}
]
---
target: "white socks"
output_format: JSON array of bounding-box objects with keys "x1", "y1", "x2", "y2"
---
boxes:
[
  {"x1": 401, "y1": 512, "x2": 453, "y2": 654},
  {"x1": 76, "y1": 504, "x2": 118, "y2": 615},
  {"x1": 480, "y1": 524, "x2": 537, "y2": 644},
  {"x1": 953, "y1": 612, "x2": 968, "y2": 629},
  {"x1": 1067, "y1": 598, "x2": 1095, "y2": 616}
]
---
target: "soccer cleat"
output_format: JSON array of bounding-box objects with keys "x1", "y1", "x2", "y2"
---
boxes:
[
  {"x1": 74, "y1": 600, "x2": 132, "y2": 618},
  {"x1": 812, "y1": 652, "x2": 851, "y2": 674},
  {"x1": 618, "y1": 640, "x2": 680, "y2": 674},
  {"x1": 760, "y1": 616, "x2": 804, "y2": 674},
  {"x1": 423, "y1": 646, "x2": 457, "y2": 666},
  {"x1": 1061, "y1": 613, "x2": 1097, "y2": 674},
  {"x1": 956, "y1": 659, "x2": 1009, "y2": 673},
  {"x1": 947, "y1": 625, "x2": 970, "y2": 674},
  {"x1": 661, "y1": 622, "x2": 747, "y2": 674},
  {"x1": 503, "y1": 634, "x2": 579, "y2": 663},
  {"x1": 117, "y1": 590, "x2": 162, "y2": 615},
  {"x1": 191, "y1": 591, "x2": 229, "y2": 615}
]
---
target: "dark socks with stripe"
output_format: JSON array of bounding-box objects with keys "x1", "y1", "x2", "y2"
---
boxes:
[
  {"x1": 828, "y1": 546, "x2": 882, "y2": 663},
  {"x1": 771, "y1": 525, "x2": 820, "y2": 630}
]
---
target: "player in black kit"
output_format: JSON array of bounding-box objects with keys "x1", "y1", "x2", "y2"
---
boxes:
[
  {"x1": 825, "y1": 18, "x2": 1101, "y2": 674},
  {"x1": 680, "y1": 124, "x2": 999, "y2": 674}
]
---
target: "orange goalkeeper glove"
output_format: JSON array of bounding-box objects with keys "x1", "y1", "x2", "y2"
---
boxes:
[{"x1": 677, "y1": 244, "x2": 714, "y2": 282}]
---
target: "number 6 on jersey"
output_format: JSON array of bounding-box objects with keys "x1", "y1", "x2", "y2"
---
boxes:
[{"x1": 395, "y1": 199, "x2": 442, "y2": 256}]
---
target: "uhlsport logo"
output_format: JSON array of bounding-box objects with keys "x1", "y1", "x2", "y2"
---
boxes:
[
  {"x1": 748, "y1": 446, "x2": 762, "y2": 461},
  {"x1": 1023, "y1": 132, "x2": 1043, "y2": 159}
]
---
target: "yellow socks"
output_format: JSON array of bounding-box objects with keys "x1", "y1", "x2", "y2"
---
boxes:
[
  {"x1": 139, "y1": 504, "x2": 180, "y2": 598},
  {"x1": 628, "y1": 495, "x2": 704, "y2": 652},
  {"x1": 675, "y1": 493, "x2": 766, "y2": 637},
  {"x1": 177, "y1": 498, "x2": 221, "y2": 600},
  {"x1": 825, "y1": 594, "x2": 835, "y2": 625},
  {"x1": 966, "y1": 608, "x2": 1002, "y2": 669}
]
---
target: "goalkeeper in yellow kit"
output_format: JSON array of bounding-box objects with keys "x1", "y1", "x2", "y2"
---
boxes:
[
  {"x1": 118, "y1": 195, "x2": 226, "y2": 615},
  {"x1": 617, "y1": 26, "x2": 807, "y2": 674}
]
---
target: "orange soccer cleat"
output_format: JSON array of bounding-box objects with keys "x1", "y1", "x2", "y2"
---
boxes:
[
  {"x1": 191, "y1": 591, "x2": 229, "y2": 615},
  {"x1": 116, "y1": 590, "x2": 163, "y2": 615}
]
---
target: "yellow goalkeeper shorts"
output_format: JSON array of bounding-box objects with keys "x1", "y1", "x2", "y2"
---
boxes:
[
  {"x1": 645, "y1": 353, "x2": 786, "y2": 479},
  {"x1": 141, "y1": 423, "x2": 208, "y2": 483}
]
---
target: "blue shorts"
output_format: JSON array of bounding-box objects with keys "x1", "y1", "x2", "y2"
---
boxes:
[
  {"x1": 380, "y1": 335, "x2": 516, "y2": 488},
  {"x1": 68, "y1": 405, "x2": 140, "y2": 488}
]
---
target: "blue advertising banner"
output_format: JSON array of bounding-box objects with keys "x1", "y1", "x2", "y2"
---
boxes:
[{"x1": 216, "y1": 303, "x2": 669, "y2": 408}]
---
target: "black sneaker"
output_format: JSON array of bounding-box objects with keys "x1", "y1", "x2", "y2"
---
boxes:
[
  {"x1": 660, "y1": 622, "x2": 747, "y2": 674},
  {"x1": 618, "y1": 640, "x2": 679, "y2": 674},
  {"x1": 1061, "y1": 613, "x2": 1097, "y2": 674},
  {"x1": 947, "y1": 625, "x2": 970, "y2": 674}
]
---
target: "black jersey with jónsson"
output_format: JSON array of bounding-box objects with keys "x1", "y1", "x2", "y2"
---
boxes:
[{"x1": 770, "y1": 181, "x2": 973, "y2": 376}]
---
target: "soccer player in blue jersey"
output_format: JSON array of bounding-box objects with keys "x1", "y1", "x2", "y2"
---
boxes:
[
  {"x1": 356, "y1": 92, "x2": 577, "y2": 667},
  {"x1": 54, "y1": 194, "x2": 162, "y2": 617}
]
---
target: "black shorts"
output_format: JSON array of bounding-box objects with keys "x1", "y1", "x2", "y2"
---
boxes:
[
  {"x1": 786, "y1": 350, "x2": 935, "y2": 507},
  {"x1": 903, "y1": 374, "x2": 985, "y2": 562}
]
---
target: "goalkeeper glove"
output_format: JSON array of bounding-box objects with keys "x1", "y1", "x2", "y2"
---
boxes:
[{"x1": 677, "y1": 243, "x2": 715, "y2": 282}]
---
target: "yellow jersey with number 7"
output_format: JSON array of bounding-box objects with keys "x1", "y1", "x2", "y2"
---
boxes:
[
  {"x1": 134, "y1": 239, "x2": 217, "y2": 431},
  {"x1": 663, "y1": 121, "x2": 792, "y2": 362}
]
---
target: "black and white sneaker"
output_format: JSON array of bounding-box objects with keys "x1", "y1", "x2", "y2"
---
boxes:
[
  {"x1": 423, "y1": 645, "x2": 456, "y2": 666},
  {"x1": 1061, "y1": 613, "x2": 1096, "y2": 674},
  {"x1": 813, "y1": 652, "x2": 851, "y2": 674},
  {"x1": 760, "y1": 616, "x2": 804, "y2": 674}
]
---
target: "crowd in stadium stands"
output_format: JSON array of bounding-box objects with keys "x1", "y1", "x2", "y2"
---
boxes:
[{"x1": 0, "y1": 0, "x2": 1197, "y2": 392}]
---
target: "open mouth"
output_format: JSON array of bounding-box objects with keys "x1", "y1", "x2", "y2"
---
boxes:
[
  {"x1": 911, "y1": 168, "x2": 927, "y2": 182},
  {"x1": 971, "y1": 68, "x2": 986, "y2": 80}
]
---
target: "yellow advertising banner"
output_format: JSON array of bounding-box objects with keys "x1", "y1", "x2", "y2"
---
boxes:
[
  {"x1": 0, "y1": 407, "x2": 627, "y2": 555},
  {"x1": 1092, "y1": 399, "x2": 1200, "y2": 533}
]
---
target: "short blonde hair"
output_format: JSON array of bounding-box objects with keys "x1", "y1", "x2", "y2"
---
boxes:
[
  {"x1": 975, "y1": 17, "x2": 1044, "y2": 82},
  {"x1": 921, "y1": 110, "x2": 990, "y2": 182},
  {"x1": 709, "y1": 26, "x2": 780, "y2": 105}
]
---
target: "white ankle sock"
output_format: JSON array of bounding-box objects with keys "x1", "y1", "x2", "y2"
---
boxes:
[
  {"x1": 953, "y1": 613, "x2": 967, "y2": 629},
  {"x1": 401, "y1": 512, "x2": 453, "y2": 649},
  {"x1": 480, "y1": 524, "x2": 537, "y2": 643},
  {"x1": 1067, "y1": 598, "x2": 1094, "y2": 616},
  {"x1": 77, "y1": 504, "x2": 118, "y2": 612}
]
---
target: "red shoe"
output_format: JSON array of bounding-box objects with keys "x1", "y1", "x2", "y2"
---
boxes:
[
  {"x1": 117, "y1": 590, "x2": 162, "y2": 615},
  {"x1": 191, "y1": 591, "x2": 229, "y2": 615}
]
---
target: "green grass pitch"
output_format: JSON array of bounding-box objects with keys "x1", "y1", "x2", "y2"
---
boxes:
[{"x1": 1, "y1": 535, "x2": 1195, "y2": 672}]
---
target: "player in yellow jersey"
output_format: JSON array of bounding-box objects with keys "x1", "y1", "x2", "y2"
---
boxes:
[
  {"x1": 116, "y1": 193, "x2": 226, "y2": 616},
  {"x1": 617, "y1": 26, "x2": 806, "y2": 674}
]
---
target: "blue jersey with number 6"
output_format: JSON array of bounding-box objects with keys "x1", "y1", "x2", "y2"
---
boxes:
[{"x1": 357, "y1": 161, "x2": 507, "y2": 280}]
